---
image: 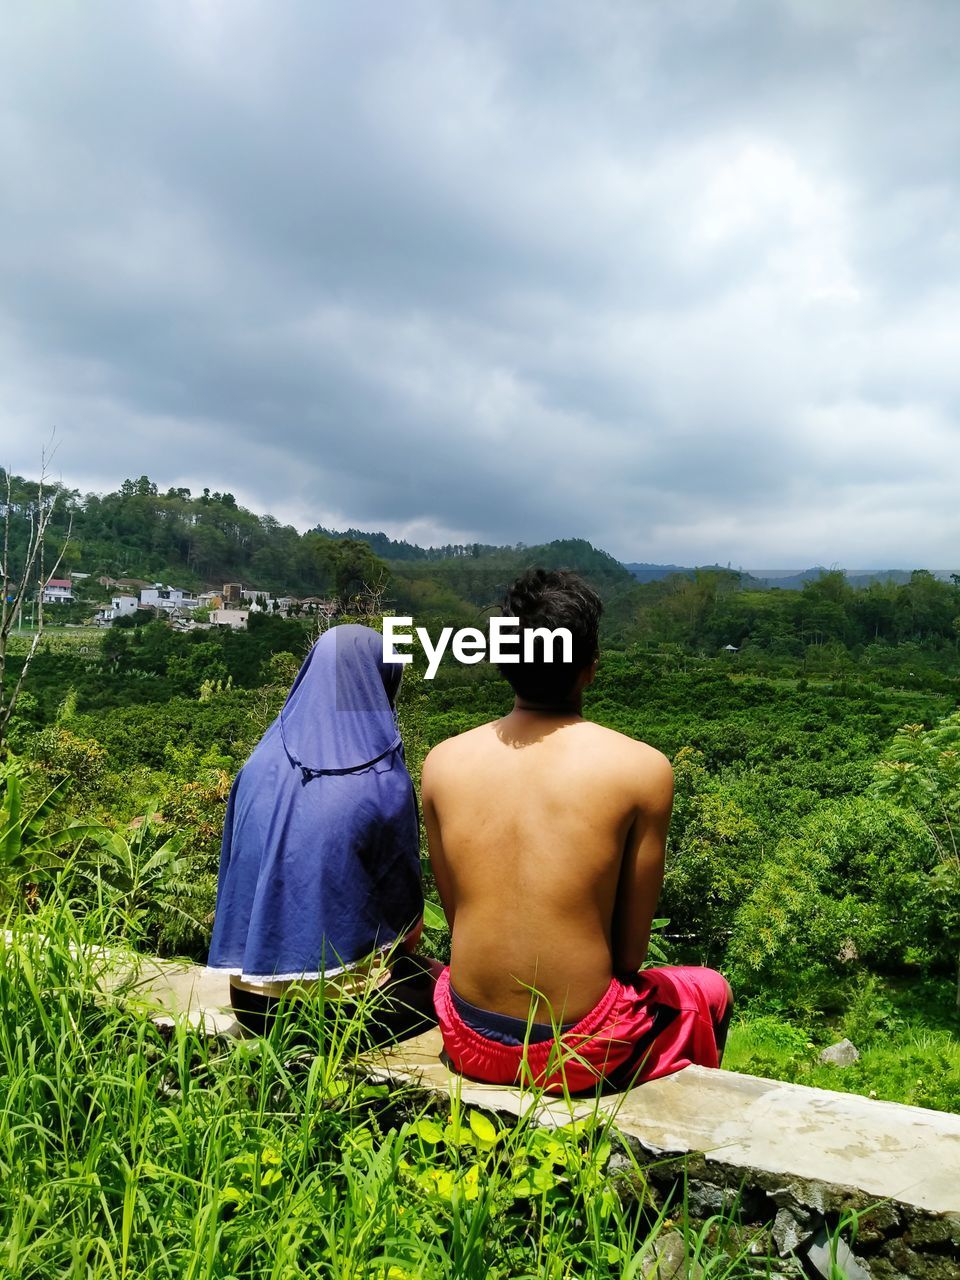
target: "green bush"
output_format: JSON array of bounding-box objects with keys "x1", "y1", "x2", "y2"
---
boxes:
[
  {"x1": 28, "y1": 725, "x2": 107, "y2": 795},
  {"x1": 660, "y1": 748, "x2": 762, "y2": 964},
  {"x1": 727, "y1": 796, "x2": 943, "y2": 1007},
  {"x1": 724, "y1": 1015, "x2": 814, "y2": 1078}
]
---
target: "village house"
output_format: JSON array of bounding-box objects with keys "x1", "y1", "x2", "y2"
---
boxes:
[
  {"x1": 41, "y1": 578, "x2": 74, "y2": 605},
  {"x1": 93, "y1": 577, "x2": 303, "y2": 629},
  {"x1": 97, "y1": 594, "x2": 140, "y2": 625},
  {"x1": 209, "y1": 608, "x2": 249, "y2": 629},
  {"x1": 140, "y1": 584, "x2": 199, "y2": 612},
  {"x1": 95, "y1": 595, "x2": 141, "y2": 625}
]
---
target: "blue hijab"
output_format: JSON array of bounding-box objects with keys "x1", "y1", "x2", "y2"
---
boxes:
[{"x1": 208, "y1": 624, "x2": 422, "y2": 981}]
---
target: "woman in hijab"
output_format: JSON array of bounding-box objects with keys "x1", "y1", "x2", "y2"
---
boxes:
[{"x1": 208, "y1": 623, "x2": 435, "y2": 1043}]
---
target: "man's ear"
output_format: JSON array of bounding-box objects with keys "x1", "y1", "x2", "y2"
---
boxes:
[{"x1": 579, "y1": 657, "x2": 599, "y2": 690}]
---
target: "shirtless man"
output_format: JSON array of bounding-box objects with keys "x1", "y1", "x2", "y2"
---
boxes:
[{"x1": 421, "y1": 568, "x2": 731, "y2": 1093}]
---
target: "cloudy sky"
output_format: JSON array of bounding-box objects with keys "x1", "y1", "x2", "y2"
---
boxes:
[{"x1": 2, "y1": 2, "x2": 959, "y2": 567}]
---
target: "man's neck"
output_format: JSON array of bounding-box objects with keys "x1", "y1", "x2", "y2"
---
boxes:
[{"x1": 512, "y1": 693, "x2": 584, "y2": 718}]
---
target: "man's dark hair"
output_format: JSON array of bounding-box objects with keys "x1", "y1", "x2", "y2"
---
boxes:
[{"x1": 499, "y1": 568, "x2": 602, "y2": 703}]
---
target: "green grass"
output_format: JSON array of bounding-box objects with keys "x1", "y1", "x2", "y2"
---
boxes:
[
  {"x1": 0, "y1": 899, "x2": 792, "y2": 1279},
  {"x1": 726, "y1": 990, "x2": 960, "y2": 1114}
]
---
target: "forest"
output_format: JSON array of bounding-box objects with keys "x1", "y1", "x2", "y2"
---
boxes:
[{"x1": 2, "y1": 473, "x2": 959, "y2": 1275}]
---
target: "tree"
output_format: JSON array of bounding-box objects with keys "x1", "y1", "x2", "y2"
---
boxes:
[
  {"x1": 871, "y1": 713, "x2": 960, "y2": 1007},
  {"x1": 727, "y1": 796, "x2": 942, "y2": 1012},
  {"x1": 1, "y1": 454, "x2": 72, "y2": 750},
  {"x1": 661, "y1": 747, "x2": 762, "y2": 964},
  {"x1": 310, "y1": 537, "x2": 389, "y2": 612}
]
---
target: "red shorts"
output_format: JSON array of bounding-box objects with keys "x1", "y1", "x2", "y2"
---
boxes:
[{"x1": 433, "y1": 965, "x2": 730, "y2": 1095}]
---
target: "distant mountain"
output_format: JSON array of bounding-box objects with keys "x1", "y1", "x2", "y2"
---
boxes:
[
  {"x1": 623, "y1": 563, "x2": 960, "y2": 591},
  {"x1": 748, "y1": 568, "x2": 960, "y2": 590},
  {"x1": 623, "y1": 562, "x2": 695, "y2": 583},
  {"x1": 843, "y1": 570, "x2": 914, "y2": 588},
  {"x1": 623, "y1": 562, "x2": 754, "y2": 585},
  {"x1": 318, "y1": 526, "x2": 633, "y2": 583},
  {"x1": 748, "y1": 567, "x2": 833, "y2": 590}
]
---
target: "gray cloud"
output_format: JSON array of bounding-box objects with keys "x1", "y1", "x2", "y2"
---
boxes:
[{"x1": 2, "y1": 0, "x2": 959, "y2": 566}]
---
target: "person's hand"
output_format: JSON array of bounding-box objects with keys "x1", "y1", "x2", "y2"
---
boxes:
[{"x1": 401, "y1": 915, "x2": 424, "y2": 953}]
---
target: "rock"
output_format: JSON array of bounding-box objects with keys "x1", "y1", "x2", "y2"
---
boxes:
[
  {"x1": 803, "y1": 1227, "x2": 873, "y2": 1279},
  {"x1": 605, "y1": 1149, "x2": 649, "y2": 1202},
  {"x1": 818, "y1": 1038, "x2": 860, "y2": 1067},
  {"x1": 685, "y1": 1179, "x2": 733, "y2": 1217},
  {"x1": 772, "y1": 1207, "x2": 814, "y2": 1256},
  {"x1": 770, "y1": 1178, "x2": 827, "y2": 1216},
  {"x1": 856, "y1": 1201, "x2": 900, "y2": 1239},
  {"x1": 639, "y1": 1230, "x2": 704, "y2": 1279},
  {"x1": 884, "y1": 1240, "x2": 960, "y2": 1279},
  {"x1": 903, "y1": 1211, "x2": 960, "y2": 1246}
]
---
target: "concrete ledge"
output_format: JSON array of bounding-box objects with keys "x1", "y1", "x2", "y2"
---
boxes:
[
  {"x1": 110, "y1": 955, "x2": 960, "y2": 1217},
  {"x1": 370, "y1": 1031, "x2": 960, "y2": 1277},
  {"x1": 99, "y1": 950, "x2": 241, "y2": 1036},
  {"x1": 369, "y1": 1029, "x2": 960, "y2": 1216},
  {"x1": 88, "y1": 952, "x2": 960, "y2": 1273}
]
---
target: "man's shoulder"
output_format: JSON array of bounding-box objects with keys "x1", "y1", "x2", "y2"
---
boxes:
[
  {"x1": 576, "y1": 722, "x2": 674, "y2": 796},
  {"x1": 422, "y1": 722, "x2": 497, "y2": 772},
  {"x1": 580, "y1": 720, "x2": 672, "y2": 765}
]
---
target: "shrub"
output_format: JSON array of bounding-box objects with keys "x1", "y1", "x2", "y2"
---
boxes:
[
  {"x1": 727, "y1": 796, "x2": 944, "y2": 1008},
  {"x1": 28, "y1": 725, "x2": 107, "y2": 794},
  {"x1": 661, "y1": 748, "x2": 762, "y2": 964}
]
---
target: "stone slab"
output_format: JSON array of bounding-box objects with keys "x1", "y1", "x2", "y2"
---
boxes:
[
  {"x1": 103, "y1": 953, "x2": 240, "y2": 1036},
  {"x1": 369, "y1": 1029, "x2": 960, "y2": 1216},
  {"x1": 91, "y1": 953, "x2": 960, "y2": 1217}
]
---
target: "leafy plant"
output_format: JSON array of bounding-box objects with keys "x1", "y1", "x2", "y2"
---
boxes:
[
  {"x1": 871, "y1": 713, "x2": 960, "y2": 1005},
  {"x1": 727, "y1": 795, "x2": 944, "y2": 1009},
  {"x1": 0, "y1": 760, "x2": 103, "y2": 905},
  {"x1": 67, "y1": 805, "x2": 202, "y2": 947}
]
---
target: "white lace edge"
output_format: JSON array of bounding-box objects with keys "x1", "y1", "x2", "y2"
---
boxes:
[{"x1": 206, "y1": 944, "x2": 392, "y2": 985}]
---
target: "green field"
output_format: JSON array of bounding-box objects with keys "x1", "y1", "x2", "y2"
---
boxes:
[{"x1": 2, "y1": 548, "x2": 959, "y2": 1275}]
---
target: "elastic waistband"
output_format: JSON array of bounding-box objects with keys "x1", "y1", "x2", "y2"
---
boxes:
[{"x1": 449, "y1": 983, "x2": 577, "y2": 1046}]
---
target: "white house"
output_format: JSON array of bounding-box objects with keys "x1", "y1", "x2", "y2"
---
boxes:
[
  {"x1": 42, "y1": 578, "x2": 74, "y2": 605},
  {"x1": 140, "y1": 584, "x2": 199, "y2": 611},
  {"x1": 209, "y1": 608, "x2": 249, "y2": 629},
  {"x1": 96, "y1": 594, "x2": 140, "y2": 625}
]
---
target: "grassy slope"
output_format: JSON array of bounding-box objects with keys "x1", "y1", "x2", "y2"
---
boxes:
[{"x1": 0, "y1": 904, "x2": 785, "y2": 1280}]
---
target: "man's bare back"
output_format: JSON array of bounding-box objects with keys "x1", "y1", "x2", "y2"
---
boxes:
[{"x1": 421, "y1": 707, "x2": 674, "y2": 1027}]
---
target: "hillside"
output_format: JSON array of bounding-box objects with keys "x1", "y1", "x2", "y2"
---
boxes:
[
  {"x1": 7, "y1": 471, "x2": 960, "y2": 662},
  {"x1": 1, "y1": 470, "x2": 633, "y2": 619}
]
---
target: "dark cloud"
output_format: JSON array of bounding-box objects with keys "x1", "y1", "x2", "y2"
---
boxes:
[{"x1": 1, "y1": 0, "x2": 959, "y2": 566}]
